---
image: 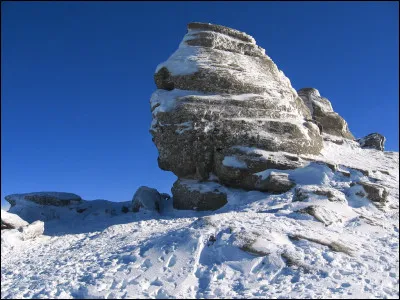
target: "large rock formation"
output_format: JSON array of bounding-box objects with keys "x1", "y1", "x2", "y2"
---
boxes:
[
  {"x1": 150, "y1": 22, "x2": 325, "y2": 209},
  {"x1": 150, "y1": 22, "x2": 391, "y2": 211},
  {"x1": 297, "y1": 88, "x2": 354, "y2": 139}
]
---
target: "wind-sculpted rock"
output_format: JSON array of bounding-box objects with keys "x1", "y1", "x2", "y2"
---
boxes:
[
  {"x1": 357, "y1": 133, "x2": 386, "y2": 151},
  {"x1": 151, "y1": 22, "x2": 323, "y2": 185},
  {"x1": 297, "y1": 88, "x2": 354, "y2": 139},
  {"x1": 150, "y1": 22, "x2": 326, "y2": 209}
]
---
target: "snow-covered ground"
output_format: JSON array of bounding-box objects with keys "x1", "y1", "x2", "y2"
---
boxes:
[{"x1": 1, "y1": 139, "x2": 399, "y2": 299}]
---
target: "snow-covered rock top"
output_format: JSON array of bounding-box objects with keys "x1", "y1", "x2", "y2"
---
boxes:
[{"x1": 187, "y1": 22, "x2": 257, "y2": 44}]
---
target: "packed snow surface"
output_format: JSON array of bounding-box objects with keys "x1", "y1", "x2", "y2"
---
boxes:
[{"x1": 1, "y1": 139, "x2": 399, "y2": 299}]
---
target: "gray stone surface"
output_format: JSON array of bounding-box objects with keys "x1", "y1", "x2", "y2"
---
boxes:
[
  {"x1": 298, "y1": 88, "x2": 354, "y2": 139},
  {"x1": 171, "y1": 179, "x2": 228, "y2": 211},
  {"x1": 214, "y1": 147, "x2": 304, "y2": 191},
  {"x1": 259, "y1": 172, "x2": 295, "y2": 193},
  {"x1": 357, "y1": 133, "x2": 386, "y2": 151},
  {"x1": 132, "y1": 186, "x2": 163, "y2": 212}
]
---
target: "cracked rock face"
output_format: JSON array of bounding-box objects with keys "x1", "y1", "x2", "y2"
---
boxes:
[
  {"x1": 150, "y1": 22, "x2": 323, "y2": 189},
  {"x1": 297, "y1": 88, "x2": 354, "y2": 140}
]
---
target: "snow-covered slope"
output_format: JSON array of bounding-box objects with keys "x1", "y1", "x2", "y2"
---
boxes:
[{"x1": 1, "y1": 139, "x2": 399, "y2": 299}]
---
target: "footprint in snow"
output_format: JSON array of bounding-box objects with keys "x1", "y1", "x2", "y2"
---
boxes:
[
  {"x1": 141, "y1": 258, "x2": 152, "y2": 270},
  {"x1": 167, "y1": 254, "x2": 177, "y2": 268},
  {"x1": 150, "y1": 278, "x2": 163, "y2": 286},
  {"x1": 341, "y1": 282, "x2": 351, "y2": 288},
  {"x1": 119, "y1": 254, "x2": 137, "y2": 264}
]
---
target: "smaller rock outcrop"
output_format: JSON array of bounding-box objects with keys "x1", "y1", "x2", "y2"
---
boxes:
[
  {"x1": 172, "y1": 179, "x2": 227, "y2": 211},
  {"x1": 357, "y1": 133, "x2": 386, "y2": 151},
  {"x1": 298, "y1": 88, "x2": 354, "y2": 139},
  {"x1": 132, "y1": 186, "x2": 165, "y2": 213},
  {"x1": 293, "y1": 185, "x2": 347, "y2": 203},
  {"x1": 357, "y1": 181, "x2": 388, "y2": 204},
  {"x1": 5, "y1": 192, "x2": 82, "y2": 207},
  {"x1": 262, "y1": 172, "x2": 295, "y2": 193},
  {"x1": 5, "y1": 192, "x2": 133, "y2": 223},
  {"x1": 214, "y1": 146, "x2": 304, "y2": 192},
  {"x1": 297, "y1": 205, "x2": 343, "y2": 226}
]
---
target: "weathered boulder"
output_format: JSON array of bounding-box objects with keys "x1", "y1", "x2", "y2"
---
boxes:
[
  {"x1": 171, "y1": 179, "x2": 228, "y2": 211},
  {"x1": 260, "y1": 172, "x2": 295, "y2": 193},
  {"x1": 357, "y1": 133, "x2": 386, "y2": 151},
  {"x1": 5, "y1": 192, "x2": 82, "y2": 207},
  {"x1": 1, "y1": 209, "x2": 29, "y2": 230},
  {"x1": 132, "y1": 186, "x2": 163, "y2": 212},
  {"x1": 151, "y1": 22, "x2": 323, "y2": 183},
  {"x1": 293, "y1": 185, "x2": 347, "y2": 203},
  {"x1": 297, "y1": 88, "x2": 354, "y2": 139},
  {"x1": 357, "y1": 181, "x2": 388, "y2": 204}
]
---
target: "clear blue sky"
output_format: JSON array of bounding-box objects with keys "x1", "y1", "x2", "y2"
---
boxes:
[{"x1": 1, "y1": 1, "x2": 398, "y2": 206}]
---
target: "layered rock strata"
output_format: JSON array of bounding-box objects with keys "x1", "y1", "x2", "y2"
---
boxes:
[{"x1": 150, "y1": 22, "x2": 325, "y2": 210}]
